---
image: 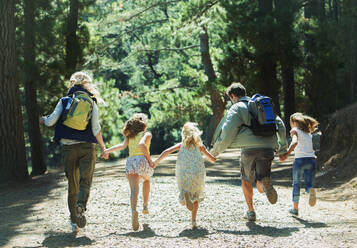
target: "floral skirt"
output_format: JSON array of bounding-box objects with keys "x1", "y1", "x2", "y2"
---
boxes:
[
  {"x1": 176, "y1": 164, "x2": 205, "y2": 205},
  {"x1": 126, "y1": 155, "x2": 154, "y2": 178}
]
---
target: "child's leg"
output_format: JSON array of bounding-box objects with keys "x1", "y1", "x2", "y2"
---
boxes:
[
  {"x1": 128, "y1": 174, "x2": 140, "y2": 231},
  {"x1": 127, "y1": 174, "x2": 140, "y2": 212},
  {"x1": 303, "y1": 159, "x2": 317, "y2": 193},
  {"x1": 142, "y1": 178, "x2": 150, "y2": 207},
  {"x1": 303, "y1": 159, "x2": 317, "y2": 206},
  {"x1": 184, "y1": 192, "x2": 194, "y2": 211},
  {"x1": 292, "y1": 159, "x2": 304, "y2": 209},
  {"x1": 191, "y1": 201, "x2": 199, "y2": 227}
]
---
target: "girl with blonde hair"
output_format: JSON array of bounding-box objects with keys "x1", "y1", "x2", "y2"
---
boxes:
[
  {"x1": 104, "y1": 113, "x2": 154, "y2": 231},
  {"x1": 280, "y1": 113, "x2": 319, "y2": 216},
  {"x1": 154, "y1": 122, "x2": 216, "y2": 229}
]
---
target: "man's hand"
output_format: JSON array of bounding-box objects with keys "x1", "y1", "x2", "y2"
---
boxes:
[{"x1": 209, "y1": 148, "x2": 219, "y2": 158}]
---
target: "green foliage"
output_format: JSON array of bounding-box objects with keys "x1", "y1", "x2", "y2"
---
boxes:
[
  {"x1": 148, "y1": 88, "x2": 212, "y2": 152},
  {"x1": 14, "y1": 0, "x2": 357, "y2": 166}
]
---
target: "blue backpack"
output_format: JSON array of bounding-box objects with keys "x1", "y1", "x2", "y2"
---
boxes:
[{"x1": 243, "y1": 94, "x2": 277, "y2": 137}]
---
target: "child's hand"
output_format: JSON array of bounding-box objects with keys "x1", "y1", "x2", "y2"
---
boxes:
[
  {"x1": 279, "y1": 154, "x2": 288, "y2": 162},
  {"x1": 152, "y1": 159, "x2": 158, "y2": 168},
  {"x1": 148, "y1": 160, "x2": 155, "y2": 168}
]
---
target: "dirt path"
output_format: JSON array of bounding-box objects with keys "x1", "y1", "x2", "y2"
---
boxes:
[{"x1": 1, "y1": 149, "x2": 356, "y2": 248}]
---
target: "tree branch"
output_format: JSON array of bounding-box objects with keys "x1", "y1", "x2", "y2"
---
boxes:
[
  {"x1": 124, "y1": 0, "x2": 181, "y2": 21},
  {"x1": 137, "y1": 44, "x2": 200, "y2": 53}
]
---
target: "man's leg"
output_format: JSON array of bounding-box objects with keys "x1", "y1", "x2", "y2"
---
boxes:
[
  {"x1": 255, "y1": 149, "x2": 276, "y2": 204},
  {"x1": 256, "y1": 180, "x2": 264, "y2": 193},
  {"x1": 240, "y1": 150, "x2": 257, "y2": 221},
  {"x1": 242, "y1": 179, "x2": 254, "y2": 212}
]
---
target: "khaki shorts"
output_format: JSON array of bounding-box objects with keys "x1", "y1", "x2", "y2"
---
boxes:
[{"x1": 240, "y1": 148, "x2": 274, "y2": 183}]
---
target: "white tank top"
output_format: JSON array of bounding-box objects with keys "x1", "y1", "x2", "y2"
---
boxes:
[{"x1": 292, "y1": 127, "x2": 315, "y2": 158}]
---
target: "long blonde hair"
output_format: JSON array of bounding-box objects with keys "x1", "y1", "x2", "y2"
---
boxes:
[
  {"x1": 290, "y1": 112, "x2": 318, "y2": 133},
  {"x1": 181, "y1": 122, "x2": 203, "y2": 148},
  {"x1": 69, "y1": 71, "x2": 104, "y2": 104}
]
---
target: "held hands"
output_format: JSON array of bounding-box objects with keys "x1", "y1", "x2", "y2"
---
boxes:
[
  {"x1": 101, "y1": 148, "x2": 109, "y2": 160},
  {"x1": 152, "y1": 158, "x2": 159, "y2": 168},
  {"x1": 148, "y1": 159, "x2": 155, "y2": 168},
  {"x1": 279, "y1": 153, "x2": 288, "y2": 162}
]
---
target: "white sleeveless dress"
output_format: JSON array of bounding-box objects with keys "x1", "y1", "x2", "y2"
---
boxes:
[{"x1": 176, "y1": 145, "x2": 206, "y2": 205}]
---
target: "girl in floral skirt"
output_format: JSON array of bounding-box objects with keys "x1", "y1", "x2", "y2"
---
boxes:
[{"x1": 104, "y1": 113, "x2": 154, "y2": 231}]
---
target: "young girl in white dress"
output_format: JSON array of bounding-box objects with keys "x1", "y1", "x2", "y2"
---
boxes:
[
  {"x1": 153, "y1": 122, "x2": 216, "y2": 228},
  {"x1": 104, "y1": 113, "x2": 154, "y2": 231}
]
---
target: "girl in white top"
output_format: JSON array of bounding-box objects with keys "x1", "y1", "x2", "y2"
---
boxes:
[
  {"x1": 153, "y1": 122, "x2": 216, "y2": 229},
  {"x1": 280, "y1": 113, "x2": 319, "y2": 216}
]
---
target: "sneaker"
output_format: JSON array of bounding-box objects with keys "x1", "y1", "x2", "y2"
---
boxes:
[
  {"x1": 191, "y1": 221, "x2": 198, "y2": 229},
  {"x1": 132, "y1": 210, "x2": 139, "y2": 231},
  {"x1": 142, "y1": 205, "x2": 149, "y2": 215},
  {"x1": 71, "y1": 222, "x2": 79, "y2": 233},
  {"x1": 262, "y1": 177, "x2": 278, "y2": 204},
  {"x1": 289, "y1": 208, "x2": 299, "y2": 216},
  {"x1": 76, "y1": 204, "x2": 87, "y2": 228},
  {"x1": 184, "y1": 193, "x2": 193, "y2": 211},
  {"x1": 244, "y1": 211, "x2": 256, "y2": 221}
]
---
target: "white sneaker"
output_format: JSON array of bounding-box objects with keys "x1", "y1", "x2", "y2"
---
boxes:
[{"x1": 71, "y1": 222, "x2": 79, "y2": 233}]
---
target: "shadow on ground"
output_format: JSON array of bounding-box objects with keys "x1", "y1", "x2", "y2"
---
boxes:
[
  {"x1": 42, "y1": 231, "x2": 94, "y2": 248},
  {"x1": 179, "y1": 227, "x2": 210, "y2": 239},
  {"x1": 292, "y1": 216, "x2": 328, "y2": 228},
  {"x1": 216, "y1": 222, "x2": 299, "y2": 237},
  {"x1": 121, "y1": 224, "x2": 157, "y2": 239},
  {"x1": 0, "y1": 172, "x2": 62, "y2": 247}
]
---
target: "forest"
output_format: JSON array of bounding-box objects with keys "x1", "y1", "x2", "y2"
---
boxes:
[{"x1": 0, "y1": 0, "x2": 356, "y2": 182}]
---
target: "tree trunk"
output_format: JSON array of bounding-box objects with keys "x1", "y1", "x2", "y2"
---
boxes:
[
  {"x1": 349, "y1": 0, "x2": 356, "y2": 103},
  {"x1": 0, "y1": 1, "x2": 28, "y2": 182},
  {"x1": 274, "y1": 0, "x2": 296, "y2": 128},
  {"x1": 200, "y1": 27, "x2": 226, "y2": 146},
  {"x1": 282, "y1": 63, "x2": 295, "y2": 128},
  {"x1": 258, "y1": 0, "x2": 281, "y2": 116},
  {"x1": 24, "y1": 0, "x2": 47, "y2": 176},
  {"x1": 65, "y1": 0, "x2": 80, "y2": 78},
  {"x1": 333, "y1": 0, "x2": 338, "y2": 22}
]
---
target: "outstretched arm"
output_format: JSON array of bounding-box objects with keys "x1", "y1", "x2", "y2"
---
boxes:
[
  {"x1": 279, "y1": 131, "x2": 298, "y2": 161},
  {"x1": 153, "y1": 143, "x2": 181, "y2": 167},
  {"x1": 105, "y1": 137, "x2": 129, "y2": 154},
  {"x1": 139, "y1": 132, "x2": 154, "y2": 168},
  {"x1": 199, "y1": 145, "x2": 216, "y2": 163}
]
